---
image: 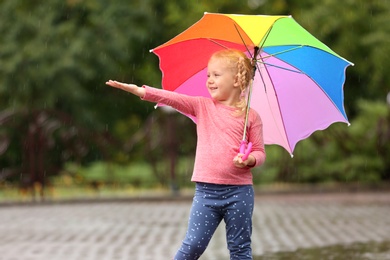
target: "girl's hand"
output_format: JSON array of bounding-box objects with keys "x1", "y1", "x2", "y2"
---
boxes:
[
  {"x1": 233, "y1": 154, "x2": 255, "y2": 168},
  {"x1": 105, "y1": 80, "x2": 145, "y2": 98}
]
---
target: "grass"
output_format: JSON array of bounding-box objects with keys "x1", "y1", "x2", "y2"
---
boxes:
[{"x1": 0, "y1": 183, "x2": 178, "y2": 203}]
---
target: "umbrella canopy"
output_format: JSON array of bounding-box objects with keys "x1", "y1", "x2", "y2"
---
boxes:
[{"x1": 151, "y1": 12, "x2": 353, "y2": 156}]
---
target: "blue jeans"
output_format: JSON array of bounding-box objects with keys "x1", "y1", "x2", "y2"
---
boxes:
[{"x1": 174, "y1": 182, "x2": 254, "y2": 260}]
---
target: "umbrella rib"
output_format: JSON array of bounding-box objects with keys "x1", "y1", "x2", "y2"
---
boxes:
[
  {"x1": 258, "y1": 23, "x2": 274, "y2": 49},
  {"x1": 207, "y1": 38, "x2": 230, "y2": 49},
  {"x1": 233, "y1": 23, "x2": 254, "y2": 59},
  {"x1": 256, "y1": 46, "x2": 304, "y2": 74},
  {"x1": 261, "y1": 45, "x2": 303, "y2": 59},
  {"x1": 260, "y1": 62, "x2": 302, "y2": 74},
  {"x1": 259, "y1": 60, "x2": 294, "y2": 156},
  {"x1": 252, "y1": 21, "x2": 280, "y2": 93}
]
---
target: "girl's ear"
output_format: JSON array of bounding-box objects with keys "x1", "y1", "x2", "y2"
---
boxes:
[{"x1": 233, "y1": 74, "x2": 240, "y2": 88}]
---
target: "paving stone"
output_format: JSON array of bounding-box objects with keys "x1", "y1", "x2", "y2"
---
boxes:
[{"x1": 0, "y1": 192, "x2": 389, "y2": 260}]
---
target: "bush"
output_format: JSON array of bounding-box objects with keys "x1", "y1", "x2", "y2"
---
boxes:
[
  {"x1": 61, "y1": 161, "x2": 157, "y2": 188},
  {"x1": 260, "y1": 100, "x2": 390, "y2": 184}
]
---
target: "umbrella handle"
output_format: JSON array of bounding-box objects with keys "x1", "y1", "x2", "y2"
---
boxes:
[{"x1": 239, "y1": 141, "x2": 252, "y2": 161}]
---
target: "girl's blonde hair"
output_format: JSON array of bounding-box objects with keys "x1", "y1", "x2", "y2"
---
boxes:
[{"x1": 210, "y1": 49, "x2": 254, "y2": 116}]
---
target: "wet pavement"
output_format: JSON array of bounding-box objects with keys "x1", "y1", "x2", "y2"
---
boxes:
[{"x1": 0, "y1": 191, "x2": 389, "y2": 260}]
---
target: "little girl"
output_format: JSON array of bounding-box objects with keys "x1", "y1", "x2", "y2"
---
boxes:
[{"x1": 106, "y1": 49, "x2": 266, "y2": 260}]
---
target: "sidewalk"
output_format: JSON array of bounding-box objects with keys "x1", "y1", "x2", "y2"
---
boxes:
[{"x1": 0, "y1": 191, "x2": 389, "y2": 260}]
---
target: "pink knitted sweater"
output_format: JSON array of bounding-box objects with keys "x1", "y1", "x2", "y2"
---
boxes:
[{"x1": 143, "y1": 86, "x2": 266, "y2": 185}]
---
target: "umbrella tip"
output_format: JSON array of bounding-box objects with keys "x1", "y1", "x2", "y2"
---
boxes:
[
  {"x1": 290, "y1": 153, "x2": 294, "y2": 158},
  {"x1": 149, "y1": 49, "x2": 154, "y2": 53}
]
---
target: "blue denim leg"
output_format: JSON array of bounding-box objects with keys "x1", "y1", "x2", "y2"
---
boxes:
[
  {"x1": 174, "y1": 183, "x2": 254, "y2": 260},
  {"x1": 174, "y1": 183, "x2": 223, "y2": 260},
  {"x1": 223, "y1": 185, "x2": 254, "y2": 260}
]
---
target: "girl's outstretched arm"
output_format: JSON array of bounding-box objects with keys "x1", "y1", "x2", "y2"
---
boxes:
[{"x1": 106, "y1": 80, "x2": 145, "y2": 98}]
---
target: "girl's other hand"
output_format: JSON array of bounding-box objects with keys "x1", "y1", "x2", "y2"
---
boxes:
[{"x1": 233, "y1": 154, "x2": 255, "y2": 168}]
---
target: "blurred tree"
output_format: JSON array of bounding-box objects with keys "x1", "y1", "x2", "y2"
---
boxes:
[
  {"x1": 0, "y1": 0, "x2": 163, "y2": 193},
  {"x1": 302, "y1": 0, "x2": 390, "y2": 116},
  {"x1": 0, "y1": 108, "x2": 116, "y2": 199},
  {"x1": 1, "y1": 0, "x2": 389, "y2": 193},
  {"x1": 0, "y1": 0, "x2": 161, "y2": 128}
]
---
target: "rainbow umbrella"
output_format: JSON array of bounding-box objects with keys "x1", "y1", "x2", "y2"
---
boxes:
[{"x1": 150, "y1": 12, "x2": 353, "y2": 156}]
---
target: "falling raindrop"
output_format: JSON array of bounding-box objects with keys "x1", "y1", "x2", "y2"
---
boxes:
[
  {"x1": 387, "y1": 92, "x2": 390, "y2": 107},
  {"x1": 247, "y1": 0, "x2": 266, "y2": 9}
]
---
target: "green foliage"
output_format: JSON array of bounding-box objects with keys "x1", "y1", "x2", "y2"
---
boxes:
[
  {"x1": 0, "y1": 0, "x2": 164, "y2": 185},
  {"x1": 61, "y1": 155, "x2": 195, "y2": 189},
  {"x1": 1, "y1": 0, "x2": 390, "y2": 190},
  {"x1": 63, "y1": 161, "x2": 156, "y2": 188},
  {"x1": 0, "y1": 0, "x2": 160, "y2": 128}
]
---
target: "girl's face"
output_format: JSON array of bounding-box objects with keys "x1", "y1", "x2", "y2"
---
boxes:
[{"x1": 206, "y1": 57, "x2": 240, "y2": 106}]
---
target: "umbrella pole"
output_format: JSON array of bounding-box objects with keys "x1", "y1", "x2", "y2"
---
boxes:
[
  {"x1": 241, "y1": 78, "x2": 254, "y2": 141},
  {"x1": 239, "y1": 78, "x2": 254, "y2": 159},
  {"x1": 242, "y1": 46, "x2": 259, "y2": 141},
  {"x1": 240, "y1": 47, "x2": 259, "y2": 159}
]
